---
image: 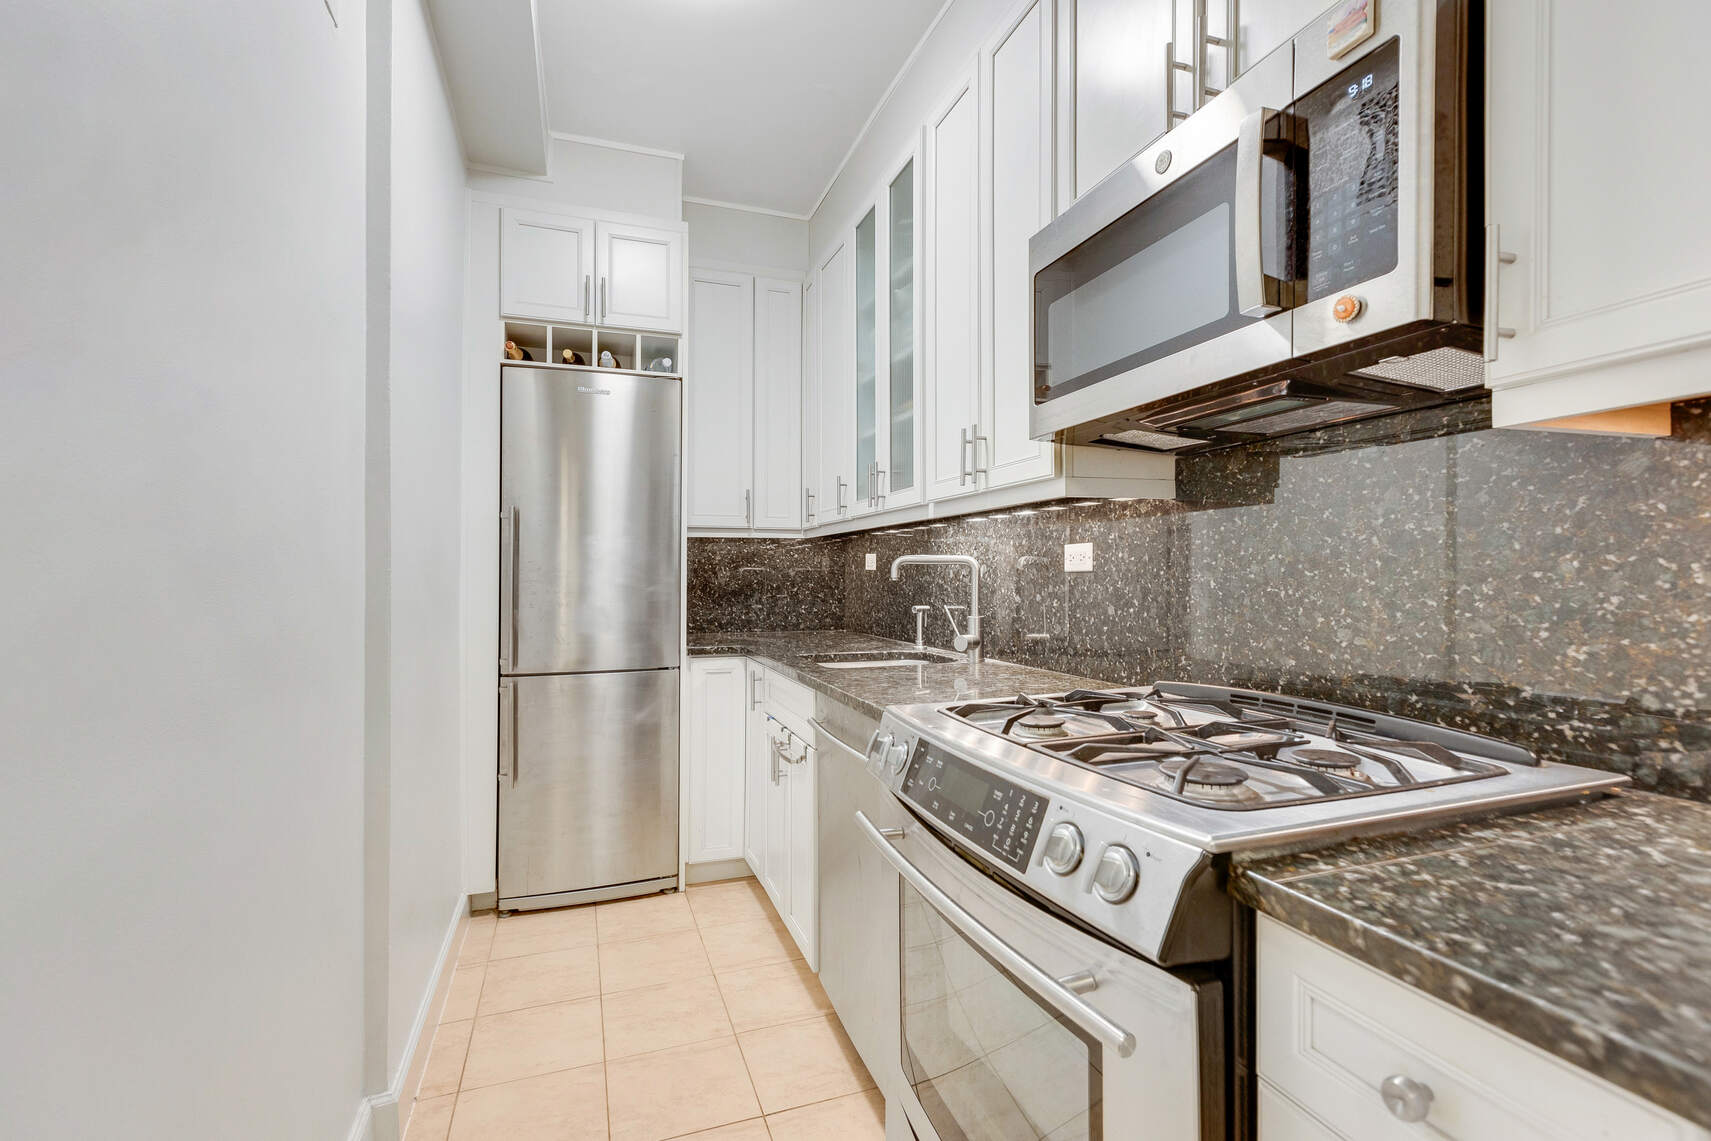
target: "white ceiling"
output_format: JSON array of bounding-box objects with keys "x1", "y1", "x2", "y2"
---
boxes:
[{"x1": 537, "y1": 0, "x2": 944, "y2": 217}]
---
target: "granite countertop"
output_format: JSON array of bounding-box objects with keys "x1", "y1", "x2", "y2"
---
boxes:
[
  {"x1": 687, "y1": 629, "x2": 1113, "y2": 720},
  {"x1": 1233, "y1": 790, "x2": 1711, "y2": 1129}
]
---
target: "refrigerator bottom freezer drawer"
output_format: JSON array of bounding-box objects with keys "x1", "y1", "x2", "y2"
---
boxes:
[{"x1": 498, "y1": 669, "x2": 679, "y2": 904}]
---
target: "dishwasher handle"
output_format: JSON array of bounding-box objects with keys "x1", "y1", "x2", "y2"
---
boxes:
[{"x1": 856, "y1": 811, "x2": 1137, "y2": 1059}]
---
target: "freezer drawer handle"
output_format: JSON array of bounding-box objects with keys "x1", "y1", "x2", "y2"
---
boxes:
[
  {"x1": 856, "y1": 811, "x2": 1137, "y2": 1059},
  {"x1": 497, "y1": 681, "x2": 517, "y2": 786}
]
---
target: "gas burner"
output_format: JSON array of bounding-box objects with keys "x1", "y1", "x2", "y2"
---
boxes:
[
  {"x1": 1013, "y1": 712, "x2": 1069, "y2": 740},
  {"x1": 1159, "y1": 758, "x2": 1250, "y2": 787},
  {"x1": 1291, "y1": 747, "x2": 1362, "y2": 771},
  {"x1": 1153, "y1": 758, "x2": 1263, "y2": 804}
]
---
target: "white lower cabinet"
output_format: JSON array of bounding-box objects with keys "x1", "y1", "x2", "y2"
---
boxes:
[
  {"x1": 684, "y1": 658, "x2": 748, "y2": 865},
  {"x1": 741, "y1": 665, "x2": 818, "y2": 967},
  {"x1": 1257, "y1": 916, "x2": 1709, "y2": 1141}
]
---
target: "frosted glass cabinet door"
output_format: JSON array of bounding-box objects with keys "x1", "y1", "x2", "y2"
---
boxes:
[
  {"x1": 853, "y1": 208, "x2": 879, "y2": 514},
  {"x1": 500, "y1": 208, "x2": 594, "y2": 323},
  {"x1": 884, "y1": 154, "x2": 922, "y2": 508},
  {"x1": 595, "y1": 220, "x2": 685, "y2": 332}
]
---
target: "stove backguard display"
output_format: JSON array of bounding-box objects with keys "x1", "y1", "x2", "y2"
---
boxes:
[{"x1": 900, "y1": 746, "x2": 1046, "y2": 872}]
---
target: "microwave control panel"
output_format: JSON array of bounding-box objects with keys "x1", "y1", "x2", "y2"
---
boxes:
[
  {"x1": 1298, "y1": 36, "x2": 1401, "y2": 301},
  {"x1": 901, "y1": 746, "x2": 1047, "y2": 872}
]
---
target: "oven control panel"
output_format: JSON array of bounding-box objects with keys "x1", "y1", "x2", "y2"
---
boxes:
[{"x1": 899, "y1": 745, "x2": 1046, "y2": 872}]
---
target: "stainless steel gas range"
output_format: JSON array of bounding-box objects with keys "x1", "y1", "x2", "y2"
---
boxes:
[{"x1": 856, "y1": 682, "x2": 1627, "y2": 1141}]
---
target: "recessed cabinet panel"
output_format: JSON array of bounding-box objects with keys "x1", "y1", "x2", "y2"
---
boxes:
[
  {"x1": 501, "y1": 209, "x2": 594, "y2": 323},
  {"x1": 754, "y1": 278, "x2": 804, "y2": 530},
  {"x1": 686, "y1": 271, "x2": 754, "y2": 529},
  {"x1": 926, "y1": 76, "x2": 984, "y2": 501},
  {"x1": 986, "y1": 0, "x2": 1058, "y2": 488},
  {"x1": 596, "y1": 220, "x2": 685, "y2": 332},
  {"x1": 686, "y1": 658, "x2": 747, "y2": 864},
  {"x1": 1074, "y1": 0, "x2": 1171, "y2": 197},
  {"x1": 817, "y1": 241, "x2": 855, "y2": 519}
]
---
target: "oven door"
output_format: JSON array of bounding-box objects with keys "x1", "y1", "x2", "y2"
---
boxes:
[
  {"x1": 858, "y1": 812, "x2": 1221, "y2": 1141},
  {"x1": 1029, "y1": 46, "x2": 1295, "y2": 441}
]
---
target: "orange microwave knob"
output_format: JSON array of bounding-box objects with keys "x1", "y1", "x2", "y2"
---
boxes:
[{"x1": 1331, "y1": 295, "x2": 1364, "y2": 322}]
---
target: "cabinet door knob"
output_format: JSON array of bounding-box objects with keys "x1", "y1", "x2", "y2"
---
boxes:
[{"x1": 1379, "y1": 1073, "x2": 1434, "y2": 1123}]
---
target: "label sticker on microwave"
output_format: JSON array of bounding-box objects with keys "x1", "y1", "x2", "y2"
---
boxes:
[{"x1": 1326, "y1": 0, "x2": 1376, "y2": 59}]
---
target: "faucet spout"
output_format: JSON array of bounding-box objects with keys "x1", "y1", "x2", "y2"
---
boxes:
[{"x1": 889, "y1": 554, "x2": 982, "y2": 666}]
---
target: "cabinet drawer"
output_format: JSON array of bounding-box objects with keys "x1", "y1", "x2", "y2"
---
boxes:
[
  {"x1": 1257, "y1": 916, "x2": 1705, "y2": 1141},
  {"x1": 1258, "y1": 1078, "x2": 1347, "y2": 1141},
  {"x1": 761, "y1": 667, "x2": 816, "y2": 735}
]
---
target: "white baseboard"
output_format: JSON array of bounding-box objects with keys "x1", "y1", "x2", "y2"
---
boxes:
[
  {"x1": 347, "y1": 894, "x2": 470, "y2": 1141},
  {"x1": 684, "y1": 858, "x2": 753, "y2": 885}
]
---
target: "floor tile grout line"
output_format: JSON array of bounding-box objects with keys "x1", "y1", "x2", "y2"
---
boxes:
[{"x1": 702, "y1": 921, "x2": 770, "y2": 1127}]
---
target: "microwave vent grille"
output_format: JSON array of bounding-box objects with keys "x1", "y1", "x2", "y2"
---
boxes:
[
  {"x1": 1351, "y1": 346, "x2": 1485, "y2": 392},
  {"x1": 1225, "y1": 399, "x2": 1401, "y2": 436}
]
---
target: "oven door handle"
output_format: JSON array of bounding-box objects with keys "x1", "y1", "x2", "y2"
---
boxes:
[
  {"x1": 856, "y1": 811, "x2": 1138, "y2": 1060},
  {"x1": 1235, "y1": 106, "x2": 1291, "y2": 319}
]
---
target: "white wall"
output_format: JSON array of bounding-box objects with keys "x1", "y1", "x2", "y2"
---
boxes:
[
  {"x1": 685, "y1": 201, "x2": 811, "y2": 276},
  {"x1": 0, "y1": 3, "x2": 369, "y2": 1139},
  {"x1": 468, "y1": 135, "x2": 684, "y2": 220},
  {"x1": 385, "y1": 0, "x2": 470, "y2": 1085}
]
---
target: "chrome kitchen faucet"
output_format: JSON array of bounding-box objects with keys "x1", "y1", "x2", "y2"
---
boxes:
[{"x1": 891, "y1": 554, "x2": 982, "y2": 666}]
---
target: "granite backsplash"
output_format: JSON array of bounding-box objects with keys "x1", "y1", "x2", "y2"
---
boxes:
[
  {"x1": 689, "y1": 397, "x2": 1711, "y2": 799},
  {"x1": 687, "y1": 536, "x2": 846, "y2": 633}
]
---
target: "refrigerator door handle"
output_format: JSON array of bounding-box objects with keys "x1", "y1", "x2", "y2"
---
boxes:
[
  {"x1": 497, "y1": 681, "x2": 517, "y2": 785},
  {"x1": 500, "y1": 506, "x2": 519, "y2": 671}
]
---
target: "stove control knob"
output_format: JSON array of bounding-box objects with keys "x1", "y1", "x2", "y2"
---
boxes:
[
  {"x1": 1092, "y1": 845, "x2": 1141, "y2": 904},
  {"x1": 887, "y1": 740, "x2": 910, "y2": 773},
  {"x1": 870, "y1": 732, "x2": 894, "y2": 762},
  {"x1": 1042, "y1": 822, "x2": 1085, "y2": 876}
]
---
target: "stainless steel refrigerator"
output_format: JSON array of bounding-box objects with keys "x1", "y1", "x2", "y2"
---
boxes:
[{"x1": 497, "y1": 364, "x2": 681, "y2": 912}]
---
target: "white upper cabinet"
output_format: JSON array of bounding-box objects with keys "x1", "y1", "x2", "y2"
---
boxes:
[
  {"x1": 1234, "y1": 0, "x2": 1330, "y2": 75},
  {"x1": 1485, "y1": 0, "x2": 1711, "y2": 426},
  {"x1": 753, "y1": 277, "x2": 804, "y2": 530},
  {"x1": 816, "y1": 239, "x2": 855, "y2": 521},
  {"x1": 1072, "y1": 0, "x2": 1171, "y2": 196},
  {"x1": 596, "y1": 220, "x2": 685, "y2": 333},
  {"x1": 984, "y1": 0, "x2": 1058, "y2": 489},
  {"x1": 501, "y1": 210, "x2": 684, "y2": 333},
  {"x1": 925, "y1": 70, "x2": 984, "y2": 502},
  {"x1": 500, "y1": 209, "x2": 594, "y2": 323},
  {"x1": 686, "y1": 270, "x2": 754, "y2": 529}
]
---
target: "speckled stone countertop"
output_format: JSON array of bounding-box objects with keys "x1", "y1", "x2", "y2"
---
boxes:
[
  {"x1": 686, "y1": 629, "x2": 1111, "y2": 721},
  {"x1": 1233, "y1": 790, "x2": 1711, "y2": 1129}
]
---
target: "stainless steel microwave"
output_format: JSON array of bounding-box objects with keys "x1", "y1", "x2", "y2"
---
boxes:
[{"x1": 1030, "y1": 0, "x2": 1484, "y2": 453}]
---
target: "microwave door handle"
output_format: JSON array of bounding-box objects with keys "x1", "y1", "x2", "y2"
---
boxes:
[
  {"x1": 856, "y1": 811, "x2": 1138, "y2": 1060},
  {"x1": 1235, "y1": 106, "x2": 1287, "y2": 319}
]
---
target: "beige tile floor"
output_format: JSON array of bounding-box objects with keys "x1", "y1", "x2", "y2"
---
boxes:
[{"x1": 404, "y1": 877, "x2": 885, "y2": 1141}]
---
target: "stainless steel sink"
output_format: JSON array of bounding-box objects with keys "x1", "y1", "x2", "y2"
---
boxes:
[{"x1": 805, "y1": 649, "x2": 962, "y2": 669}]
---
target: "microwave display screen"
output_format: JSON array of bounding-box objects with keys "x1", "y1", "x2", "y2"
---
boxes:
[{"x1": 1298, "y1": 37, "x2": 1401, "y2": 301}]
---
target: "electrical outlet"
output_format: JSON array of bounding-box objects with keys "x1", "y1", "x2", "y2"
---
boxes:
[
  {"x1": 865, "y1": 552, "x2": 877, "y2": 571},
  {"x1": 1064, "y1": 542, "x2": 1093, "y2": 573}
]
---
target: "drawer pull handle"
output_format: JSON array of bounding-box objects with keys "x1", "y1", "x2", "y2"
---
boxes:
[{"x1": 1380, "y1": 1073, "x2": 1434, "y2": 1123}]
